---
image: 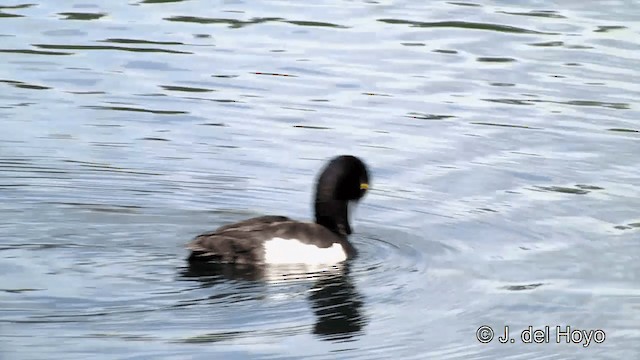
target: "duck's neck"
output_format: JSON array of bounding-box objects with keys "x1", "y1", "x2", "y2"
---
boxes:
[{"x1": 315, "y1": 199, "x2": 351, "y2": 236}]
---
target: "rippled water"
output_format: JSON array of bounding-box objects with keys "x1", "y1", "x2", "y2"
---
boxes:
[{"x1": 1, "y1": 1, "x2": 639, "y2": 359}]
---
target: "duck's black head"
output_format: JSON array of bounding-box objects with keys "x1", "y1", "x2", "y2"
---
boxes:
[{"x1": 314, "y1": 155, "x2": 370, "y2": 236}]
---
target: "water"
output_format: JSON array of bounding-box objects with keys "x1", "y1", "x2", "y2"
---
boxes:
[{"x1": 1, "y1": 0, "x2": 639, "y2": 359}]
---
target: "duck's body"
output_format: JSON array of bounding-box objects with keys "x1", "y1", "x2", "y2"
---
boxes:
[
  {"x1": 187, "y1": 215, "x2": 356, "y2": 264},
  {"x1": 187, "y1": 155, "x2": 369, "y2": 266}
]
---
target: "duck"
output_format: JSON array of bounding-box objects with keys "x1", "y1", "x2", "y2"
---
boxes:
[{"x1": 187, "y1": 155, "x2": 370, "y2": 265}]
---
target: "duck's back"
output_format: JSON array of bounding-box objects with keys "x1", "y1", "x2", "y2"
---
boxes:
[{"x1": 187, "y1": 215, "x2": 355, "y2": 265}]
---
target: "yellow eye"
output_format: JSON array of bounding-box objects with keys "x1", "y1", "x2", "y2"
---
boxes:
[{"x1": 360, "y1": 183, "x2": 369, "y2": 190}]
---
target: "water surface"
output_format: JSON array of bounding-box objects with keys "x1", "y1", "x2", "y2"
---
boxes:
[{"x1": 1, "y1": 0, "x2": 639, "y2": 359}]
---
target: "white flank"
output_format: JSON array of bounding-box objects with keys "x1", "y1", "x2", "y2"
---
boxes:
[{"x1": 263, "y1": 237, "x2": 347, "y2": 265}]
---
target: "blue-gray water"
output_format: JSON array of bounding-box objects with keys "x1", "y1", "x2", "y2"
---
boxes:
[{"x1": 1, "y1": 1, "x2": 639, "y2": 359}]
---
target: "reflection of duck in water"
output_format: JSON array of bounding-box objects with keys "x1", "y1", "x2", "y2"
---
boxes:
[
  {"x1": 186, "y1": 155, "x2": 370, "y2": 266},
  {"x1": 307, "y1": 265, "x2": 366, "y2": 341},
  {"x1": 180, "y1": 262, "x2": 367, "y2": 341}
]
